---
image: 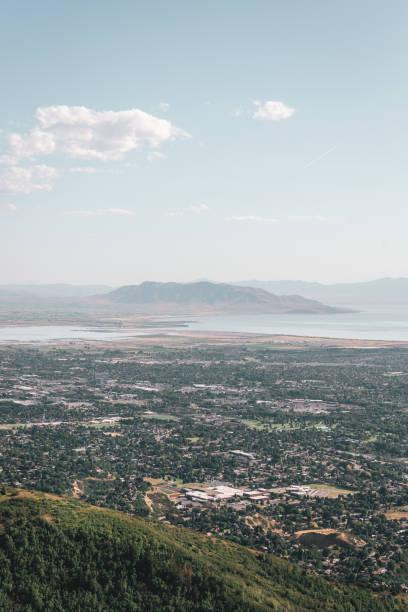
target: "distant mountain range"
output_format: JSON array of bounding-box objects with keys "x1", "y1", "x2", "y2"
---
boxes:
[
  {"x1": 234, "y1": 278, "x2": 408, "y2": 305},
  {"x1": 0, "y1": 283, "x2": 112, "y2": 299},
  {"x1": 102, "y1": 281, "x2": 346, "y2": 314},
  {"x1": 3, "y1": 277, "x2": 405, "y2": 309}
]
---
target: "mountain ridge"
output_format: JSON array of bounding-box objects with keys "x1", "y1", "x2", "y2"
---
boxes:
[
  {"x1": 233, "y1": 278, "x2": 408, "y2": 305},
  {"x1": 102, "y1": 281, "x2": 347, "y2": 314},
  {"x1": 0, "y1": 284, "x2": 113, "y2": 299}
]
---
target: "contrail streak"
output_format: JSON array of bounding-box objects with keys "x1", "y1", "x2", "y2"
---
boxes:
[{"x1": 304, "y1": 145, "x2": 336, "y2": 169}]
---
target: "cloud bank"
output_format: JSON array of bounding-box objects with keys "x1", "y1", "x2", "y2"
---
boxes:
[
  {"x1": 2, "y1": 105, "x2": 190, "y2": 164},
  {"x1": 0, "y1": 105, "x2": 190, "y2": 194},
  {"x1": 0, "y1": 165, "x2": 58, "y2": 194}
]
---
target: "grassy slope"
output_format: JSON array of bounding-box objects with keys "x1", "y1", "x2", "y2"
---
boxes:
[{"x1": 0, "y1": 489, "x2": 405, "y2": 612}]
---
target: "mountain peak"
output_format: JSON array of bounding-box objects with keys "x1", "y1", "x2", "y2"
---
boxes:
[{"x1": 103, "y1": 281, "x2": 345, "y2": 314}]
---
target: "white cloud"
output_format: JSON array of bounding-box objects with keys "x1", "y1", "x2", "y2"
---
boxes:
[
  {"x1": 224, "y1": 215, "x2": 279, "y2": 223},
  {"x1": 288, "y1": 215, "x2": 327, "y2": 222},
  {"x1": 164, "y1": 203, "x2": 209, "y2": 217},
  {"x1": 147, "y1": 151, "x2": 167, "y2": 162},
  {"x1": 0, "y1": 202, "x2": 16, "y2": 214},
  {"x1": 68, "y1": 166, "x2": 98, "y2": 174},
  {"x1": 0, "y1": 129, "x2": 55, "y2": 164},
  {"x1": 0, "y1": 165, "x2": 58, "y2": 194},
  {"x1": 189, "y1": 203, "x2": 208, "y2": 213},
  {"x1": 253, "y1": 100, "x2": 295, "y2": 121},
  {"x1": 2, "y1": 105, "x2": 190, "y2": 164},
  {"x1": 64, "y1": 208, "x2": 135, "y2": 217},
  {"x1": 159, "y1": 102, "x2": 170, "y2": 112},
  {"x1": 234, "y1": 107, "x2": 243, "y2": 117}
]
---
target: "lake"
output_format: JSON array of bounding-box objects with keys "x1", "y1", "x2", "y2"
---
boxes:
[
  {"x1": 0, "y1": 326, "x2": 146, "y2": 343},
  {"x1": 0, "y1": 305, "x2": 407, "y2": 343},
  {"x1": 186, "y1": 305, "x2": 408, "y2": 341}
]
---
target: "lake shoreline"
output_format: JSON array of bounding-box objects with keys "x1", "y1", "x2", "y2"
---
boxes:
[
  {"x1": 0, "y1": 304, "x2": 407, "y2": 346},
  {"x1": 0, "y1": 326, "x2": 407, "y2": 349}
]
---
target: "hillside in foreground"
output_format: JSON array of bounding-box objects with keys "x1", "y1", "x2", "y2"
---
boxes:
[
  {"x1": 0, "y1": 489, "x2": 404, "y2": 611},
  {"x1": 102, "y1": 281, "x2": 347, "y2": 314}
]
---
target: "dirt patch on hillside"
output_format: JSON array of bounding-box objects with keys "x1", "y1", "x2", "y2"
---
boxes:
[
  {"x1": 245, "y1": 514, "x2": 283, "y2": 535},
  {"x1": 144, "y1": 494, "x2": 154, "y2": 512},
  {"x1": 13, "y1": 490, "x2": 36, "y2": 499},
  {"x1": 144, "y1": 478, "x2": 164, "y2": 486},
  {"x1": 41, "y1": 514, "x2": 53, "y2": 523},
  {"x1": 386, "y1": 509, "x2": 408, "y2": 521},
  {"x1": 72, "y1": 480, "x2": 85, "y2": 499},
  {"x1": 295, "y1": 528, "x2": 365, "y2": 549}
]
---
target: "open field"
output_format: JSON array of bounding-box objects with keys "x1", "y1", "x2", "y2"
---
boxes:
[
  {"x1": 307, "y1": 484, "x2": 357, "y2": 498},
  {"x1": 138, "y1": 412, "x2": 179, "y2": 421},
  {"x1": 79, "y1": 330, "x2": 408, "y2": 349},
  {"x1": 385, "y1": 506, "x2": 408, "y2": 520},
  {"x1": 239, "y1": 418, "x2": 329, "y2": 431}
]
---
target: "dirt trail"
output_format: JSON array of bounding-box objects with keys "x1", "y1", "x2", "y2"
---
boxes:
[
  {"x1": 144, "y1": 494, "x2": 154, "y2": 511},
  {"x1": 72, "y1": 480, "x2": 84, "y2": 499}
]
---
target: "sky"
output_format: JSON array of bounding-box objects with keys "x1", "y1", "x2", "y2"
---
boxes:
[{"x1": 0, "y1": 0, "x2": 407, "y2": 285}]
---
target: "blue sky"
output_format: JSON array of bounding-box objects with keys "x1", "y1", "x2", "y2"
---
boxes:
[{"x1": 0, "y1": 0, "x2": 406, "y2": 284}]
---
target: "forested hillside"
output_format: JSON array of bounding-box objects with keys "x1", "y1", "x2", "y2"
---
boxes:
[{"x1": 0, "y1": 489, "x2": 405, "y2": 611}]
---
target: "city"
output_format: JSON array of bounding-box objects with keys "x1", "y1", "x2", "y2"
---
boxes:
[{"x1": 1, "y1": 336, "x2": 407, "y2": 593}]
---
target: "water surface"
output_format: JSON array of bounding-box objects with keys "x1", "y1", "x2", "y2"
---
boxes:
[
  {"x1": 0, "y1": 305, "x2": 407, "y2": 343},
  {"x1": 0, "y1": 325, "x2": 145, "y2": 343},
  {"x1": 185, "y1": 305, "x2": 408, "y2": 341}
]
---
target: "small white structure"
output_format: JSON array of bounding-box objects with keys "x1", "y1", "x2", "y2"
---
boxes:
[
  {"x1": 211, "y1": 485, "x2": 244, "y2": 499},
  {"x1": 229, "y1": 450, "x2": 256, "y2": 461},
  {"x1": 287, "y1": 485, "x2": 311, "y2": 495},
  {"x1": 244, "y1": 490, "x2": 270, "y2": 501},
  {"x1": 185, "y1": 490, "x2": 212, "y2": 502}
]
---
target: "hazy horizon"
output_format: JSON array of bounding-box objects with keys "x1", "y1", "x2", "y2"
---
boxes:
[{"x1": 2, "y1": 275, "x2": 408, "y2": 288}]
